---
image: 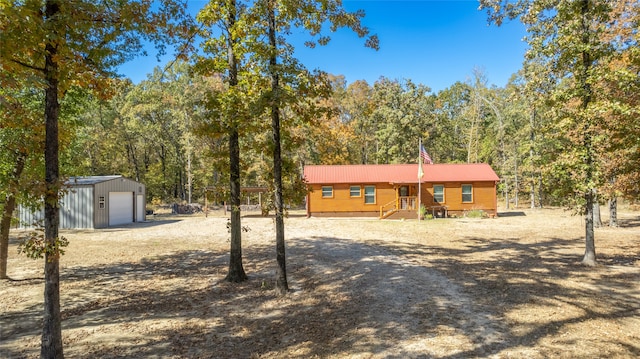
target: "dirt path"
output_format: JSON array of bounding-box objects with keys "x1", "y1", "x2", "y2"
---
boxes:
[
  {"x1": 1, "y1": 208, "x2": 639, "y2": 358},
  {"x1": 290, "y1": 237, "x2": 506, "y2": 358}
]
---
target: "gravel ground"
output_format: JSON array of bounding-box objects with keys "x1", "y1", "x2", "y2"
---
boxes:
[{"x1": 1, "y1": 207, "x2": 639, "y2": 358}]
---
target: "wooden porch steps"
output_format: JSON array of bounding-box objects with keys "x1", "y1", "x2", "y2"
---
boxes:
[{"x1": 385, "y1": 210, "x2": 419, "y2": 220}]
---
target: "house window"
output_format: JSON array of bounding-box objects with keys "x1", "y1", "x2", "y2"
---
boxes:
[
  {"x1": 350, "y1": 186, "x2": 361, "y2": 197},
  {"x1": 462, "y1": 184, "x2": 473, "y2": 203},
  {"x1": 322, "y1": 186, "x2": 333, "y2": 198},
  {"x1": 433, "y1": 185, "x2": 444, "y2": 203},
  {"x1": 364, "y1": 186, "x2": 376, "y2": 204},
  {"x1": 98, "y1": 196, "x2": 105, "y2": 209}
]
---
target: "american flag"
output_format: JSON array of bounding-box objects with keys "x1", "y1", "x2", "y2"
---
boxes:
[{"x1": 420, "y1": 145, "x2": 433, "y2": 164}]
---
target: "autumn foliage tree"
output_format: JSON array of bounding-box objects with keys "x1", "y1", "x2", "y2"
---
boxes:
[
  {"x1": 0, "y1": 1, "x2": 193, "y2": 356},
  {"x1": 480, "y1": 0, "x2": 633, "y2": 266}
]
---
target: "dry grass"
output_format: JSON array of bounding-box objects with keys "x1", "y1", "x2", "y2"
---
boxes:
[{"x1": 1, "y1": 207, "x2": 639, "y2": 358}]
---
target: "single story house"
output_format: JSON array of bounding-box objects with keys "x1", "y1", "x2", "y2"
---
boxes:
[
  {"x1": 303, "y1": 163, "x2": 499, "y2": 219},
  {"x1": 19, "y1": 175, "x2": 146, "y2": 229}
]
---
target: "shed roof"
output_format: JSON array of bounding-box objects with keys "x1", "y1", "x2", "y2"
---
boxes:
[
  {"x1": 303, "y1": 164, "x2": 500, "y2": 184},
  {"x1": 66, "y1": 175, "x2": 123, "y2": 186}
]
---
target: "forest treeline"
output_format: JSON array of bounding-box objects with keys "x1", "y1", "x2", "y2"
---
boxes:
[
  {"x1": 2, "y1": 3, "x2": 638, "y2": 212},
  {"x1": 31, "y1": 56, "x2": 639, "y2": 212}
]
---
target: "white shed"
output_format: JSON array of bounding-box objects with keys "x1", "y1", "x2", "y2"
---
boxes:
[{"x1": 19, "y1": 175, "x2": 146, "y2": 229}]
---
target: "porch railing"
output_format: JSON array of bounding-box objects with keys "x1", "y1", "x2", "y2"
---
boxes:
[
  {"x1": 379, "y1": 196, "x2": 418, "y2": 218},
  {"x1": 380, "y1": 199, "x2": 397, "y2": 218},
  {"x1": 399, "y1": 196, "x2": 417, "y2": 210}
]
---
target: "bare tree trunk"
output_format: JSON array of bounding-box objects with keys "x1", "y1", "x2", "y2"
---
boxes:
[
  {"x1": 42, "y1": 2, "x2": 64, "y2": 356},
  {"x1": 504, "y1": 179, "x2": 509, "y2": 210},
  {"x1": 224, "y1": 0, "x2": 247, "y2": 283},
  {"x1": 609, "y1": 197, "x2": 618, "y2": 227},
  {"x1": 582, "y1": 190, "x2": 597, "y2": 266},
  {"x1": 537, "y1": 175, "x2": 543, "y2": 208},
  {"x1": 0, "y1": 151, "x2": 26, "y2": 279},
  {"x1": 579, "y1": 0, "x2": 596, "y2": 267},
  {"x1": 529, "y1": 107, "x2": 537, "y2": 209},
  {"x1": 514, "y1": 156, "x2": 519, "y2": 208},
  {"x1": 593, "y1": 198, "x2": 602, "y2": 228},
  {"x1": 530, "y1": 185, "x2": 536, "y2": 208},
  {"x1": 268, "y1": 1, "x2": 288, "y2": 295}
]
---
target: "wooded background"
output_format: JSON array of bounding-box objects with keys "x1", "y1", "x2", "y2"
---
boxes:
[{"x1": 2, "y1": 1, "x2": 638, "y2": 212}]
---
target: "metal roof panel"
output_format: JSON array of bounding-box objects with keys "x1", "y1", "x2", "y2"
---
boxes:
[
  {"x1": 303, "y1": 164, "x2": 499, "y2": 184},
  {"x1": 65, "y1": 175, "x2": 123, "y2": 186}
]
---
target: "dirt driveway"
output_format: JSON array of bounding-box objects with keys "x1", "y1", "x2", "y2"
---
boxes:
[{"x1": 1, "y1": 208, "x2": 639, "y2": 358}]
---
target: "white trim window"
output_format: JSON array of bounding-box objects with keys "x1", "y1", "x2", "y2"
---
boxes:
[
  {"x1": 364, "y1": 186, "x2": 376, "y2": 204},
  {"x1": 322, "y1": 186, "x2": 333, "y2": 198},
  {"x1": 350, "y1": 185, "x2": 361, "y2": 197},
  {"x1": 462, "y1": 184, "x2": 473, "y2": 203},
  {"x1": 433, "y1": 185, "x2": 445, "y2": 203}
]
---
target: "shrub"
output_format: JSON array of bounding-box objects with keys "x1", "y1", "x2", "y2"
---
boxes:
[{"x1": 465, "y1": 209, "x2": 487, "y2": 219}]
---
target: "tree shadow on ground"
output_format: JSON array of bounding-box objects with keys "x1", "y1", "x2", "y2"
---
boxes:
[
  {"x1": 497, "y1": 211, "x2": 526, "y2": 217},
  {"x1": 2, "y1": 233, "x2": 639, "y2": 358},
  {"x1": 368, "y1": 235, "x2": 640, "y2": 358},
  {"x1": 617, "y1": 215, "x2": 640, "y2": 228}
]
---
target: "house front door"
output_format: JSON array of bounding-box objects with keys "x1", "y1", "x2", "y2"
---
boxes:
[{"x1": 399, "y1": 186, "x2": 409, "y2": 209}]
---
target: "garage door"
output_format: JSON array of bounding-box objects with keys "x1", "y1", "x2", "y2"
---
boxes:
[{"x1": 109, "y1": 192, "x2": 133, "y2": 226}]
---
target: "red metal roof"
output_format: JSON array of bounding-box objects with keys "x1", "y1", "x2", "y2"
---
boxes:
[{"x1": 303, "y1": 163, "x2": 500, "y2": 184}]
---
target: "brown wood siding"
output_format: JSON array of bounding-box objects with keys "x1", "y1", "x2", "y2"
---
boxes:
[
  {"x1": 422, "y1": 181, "x2": 497, "y2": 215},
  {"x1": 308, "y1": 183, "x2": 396, "y2": 214},
  {"x1": 308, "y1": 181, "x2": 497, "y2": 217}
]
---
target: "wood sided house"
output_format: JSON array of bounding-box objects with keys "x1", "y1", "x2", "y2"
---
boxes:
[
  {"x1": 19, "y1": 175, "x2": 146, "y2": 229},
  {"x1": 303, "y1": 163, "x2": 500, "y2": 219}
]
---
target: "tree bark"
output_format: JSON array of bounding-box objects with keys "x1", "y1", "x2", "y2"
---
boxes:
[
  {"x1": 224, "y1": 0, "x2": 247, "y2": 283},
  {"x1": 593, "y1": 200, "x2": 602, "y2": 228},
  {"x1": 42, "y1": 1, "x2": 64, "y2": 357},
  {"x1": 579, "y1": 0, "x2": 596, "y2": 267},
  {"x1": 582, "y1": 190, "x2": 597, "y2": 266},
  {"x1": 225, "y1": 128, "x2": 247, "y2": 282},
  {"x1": 268, "y1": 1, "x2": 288, "y2": 295},
  {"x1": 0, "y1": 151, "x2": 26, "y2": 279},
  {"x1": 608, "y1": 197, "x2": 618, "y2": 227}
]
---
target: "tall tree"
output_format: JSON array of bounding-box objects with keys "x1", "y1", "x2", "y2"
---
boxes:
[
  {"x1": 265, "y1": 0, "x2": 288, "y2": 293},
  {"x1": 195, "y1": 0, "x2": 255, "y2": 282},
  {"x1": 0, "y1": 1, "x2": 192, "y2": 356},
  {"x1": 370, "y1": 77, "x2": 433, "y2": 164},
  {"x1": 255, "y1": 0, "x2": 377, "y2": 294},
  {"x1": 433, "y1": 82, "x2": 474, "y2": 163},
  {"x1": 343, "y1": 79, "x2": 376, "y2": 164},
  {"x1": 481, "y1": 0, "x2": 616, "y2": 265},
  {"x1": 0, "y1": 83, "x2": 37, "y2": 279},
  {"x1": 599, "y1": 0, "x2": 640, "y2": 216}
]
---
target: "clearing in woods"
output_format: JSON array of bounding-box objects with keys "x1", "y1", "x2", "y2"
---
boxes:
[{"x1": 1, "y1": 207, "x2": 639, "y2": 358}]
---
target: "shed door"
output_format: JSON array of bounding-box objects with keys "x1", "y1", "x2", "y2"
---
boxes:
[
  {"x1": 109, "y1": 192, "x2": 133, "y2": 226},
  {"x1": 136, "y1": 194, "x2": 144, "y2": 222}
]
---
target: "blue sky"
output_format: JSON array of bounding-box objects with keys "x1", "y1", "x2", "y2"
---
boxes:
[{"x1": 118, "y1": 0, "x2": 528, "y2": 93}]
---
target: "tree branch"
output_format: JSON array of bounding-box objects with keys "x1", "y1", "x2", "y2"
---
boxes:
[{"x1": 10, "y1": 58, "x2": 45, "y2": 73}]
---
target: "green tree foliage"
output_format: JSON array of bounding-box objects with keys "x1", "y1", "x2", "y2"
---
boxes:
[
  {"x1": 0, "y1": 86, "x2": 40, "y2": 279},
  {"x1": 255, "y1": 0, "x2": 378, "y2": 294},
  {"x1": 598, "y1": 0, "x2": 640, "y2": 202},
  {"x1": 433, "y1": 81, "x2": 475, "y2": 162},
  {"x1": 0, "y1": 1, "x2": 193, "y2": 356},
  {"x1": 370, "y1": 78, "x2": 435, "y2": 164},
  {"x1": 480, "y1": 0, "x2": 636, "y2": 266},
  {"x1": 195, "y1": 0, "x2": 256, "y2": 283},
  {"x1": 195, "y1": 0, "x2": 376, "y2": 290},
  {"x1": 342, "y1": 79, "x2": 376, "y2": 164},
  {"x1": 70, "y1": 64, "x2": 210, "y2": 204}
]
